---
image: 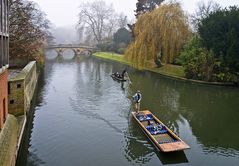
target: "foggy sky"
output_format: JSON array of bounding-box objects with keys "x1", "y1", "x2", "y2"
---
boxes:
[{"x1": 32, "y1": 0, "x2": 239, "y2": 27}]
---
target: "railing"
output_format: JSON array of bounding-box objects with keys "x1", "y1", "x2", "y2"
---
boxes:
[{"x1": 46, "y1": 44, "x2": 95, "y2": 49}]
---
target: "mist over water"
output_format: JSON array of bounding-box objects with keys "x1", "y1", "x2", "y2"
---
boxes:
[{"x1": 51, "y1": 25, "x2": 81, "y2": 44}]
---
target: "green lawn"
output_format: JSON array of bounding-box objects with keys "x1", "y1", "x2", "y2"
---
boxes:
[
  {"x1": 93, "y1": 52, "x2": 185, "y2": 78},
  {"x1": 93, "y1": 52, "x2": 131, "y2": 65},
  {"x1": 149, "y1": 64, "x2": 185, "y2": 78}
]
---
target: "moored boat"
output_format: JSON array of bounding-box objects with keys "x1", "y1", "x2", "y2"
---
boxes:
[{"x1": 132, "y1": 110, "x2": 190, "y2": 152}]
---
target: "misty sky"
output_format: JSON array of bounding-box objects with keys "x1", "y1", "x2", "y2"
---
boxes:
[{"x1": 32, "y1": 0, "x2": 239, "y2": 27}]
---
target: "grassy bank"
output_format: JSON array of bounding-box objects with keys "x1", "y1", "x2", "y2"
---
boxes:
[
  {"x1": 93, "y1": 52, "x2": 185, "y2": 78},
  {"x1": 93, "y1": 52, "x2": 131, "y2": 65}
]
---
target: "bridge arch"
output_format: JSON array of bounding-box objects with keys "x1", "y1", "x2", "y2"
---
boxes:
[{"x1": 45, "y1": 44, "x2": 95, "y2": 58}]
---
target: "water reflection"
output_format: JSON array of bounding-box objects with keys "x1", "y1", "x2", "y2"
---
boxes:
[
  {"x1": 16, "y1": 55, "x2": 239, "y2": 166},
  {"x1": 128, "y1": 71, "x2": 183, "y2": 134},
  {"x1": 62, "y1": 49, "x2": 75, "y2": 59},
  {"x1": 69, "y1": 97, "x2": 123, "y2": 134},
  {"x1": 27, "y1": 148, "x2": 46, "y2": 166},
  {"x1": 177, "y1": 84, "x2": 239, "y2": 154},
  {"x1": 123, "y1": 116, "x2": 154, "y2": 164},
  {"x1": 121, "y1": 82, "x2": 126, "y2": 91},
  {"x1": 45, "y1": 49, "x2": 91, "y2": 62},
  {"x1": 45, "y1": 50, "x2": 58, "y2": 60},
  {"x1": 16, "y1": 67, "x2": 47, "y2": 166},
  {"x1": 128, "y1": 69, "x2": 239, "y2": 158}
]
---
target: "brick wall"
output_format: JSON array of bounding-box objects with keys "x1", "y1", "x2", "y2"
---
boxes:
[{"x1": 0, "y1": 70, "x2": 8, "y2": 130}]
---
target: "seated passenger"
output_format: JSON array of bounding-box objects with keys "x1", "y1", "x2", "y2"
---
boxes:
[
  {"x1": 116, "y1": 72, "x2": 120, "y2": 77},
  {"x1": 113, "y1": 72, "x2": 120, "y2": 77}
]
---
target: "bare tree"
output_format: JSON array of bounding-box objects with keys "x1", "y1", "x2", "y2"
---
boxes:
[
  {"x1": 105, "y1": 13, "x2": 119, "y2": 39},
  {"x1": 78, "y1": 0, "x2": 117, "y2": 45},
  {"x1": 106, "y1": 13, "x2": 129, "y2": 40},
  {"x1": 117, "y1": 13, "x2": 128, "y2": 28},
  {"x1": 191, "y1": 0, "x2": 220, "y2": 31}
]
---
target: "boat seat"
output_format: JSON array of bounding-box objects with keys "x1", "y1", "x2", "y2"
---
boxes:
[
  {"x1": 136, "y1": 114, "x2": 154, "y2": 122},
  {"x1": 146, "y1": 125, "x2": 167, "y2": 135}
]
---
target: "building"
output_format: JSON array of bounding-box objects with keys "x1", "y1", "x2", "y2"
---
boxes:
[{"x1": 0, "y1": 0, "x2": 9, "y2": 130}]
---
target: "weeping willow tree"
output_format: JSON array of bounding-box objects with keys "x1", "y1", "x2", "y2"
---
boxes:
[{"x1": 125, "y1": 3, "x2": 191, "y2": 69}]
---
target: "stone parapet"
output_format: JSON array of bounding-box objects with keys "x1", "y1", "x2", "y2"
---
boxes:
[
  {"x1": 8, "y1": 61, "x2": 37, "y2": 116},
  {"x1": 0, "y1": 115, "x2": 19, "y2": 166}
]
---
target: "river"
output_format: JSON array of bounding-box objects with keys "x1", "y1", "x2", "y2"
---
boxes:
[{"x1": 17, "y1": 51, "x2": 239, "y2": 166}]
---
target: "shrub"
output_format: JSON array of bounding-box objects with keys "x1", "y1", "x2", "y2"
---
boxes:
[{"x1": 178, "y1": 36, "x2": 239, "y2": 83}]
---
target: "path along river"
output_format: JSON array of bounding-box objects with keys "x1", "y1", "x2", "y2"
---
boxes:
[{"x1": 17, "y1": 51, "x2": 239, "y2": 166}]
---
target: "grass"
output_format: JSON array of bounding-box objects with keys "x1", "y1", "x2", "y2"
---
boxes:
[
  {"x1": 93, "y1": 52, "x2": 185, "y2": 78},
  {"x1": 93, "y1": 52, "x2": 131, "y2": 65},
  {"x1": 149, "y1": 64, "x2": 185, "y2": 78}
]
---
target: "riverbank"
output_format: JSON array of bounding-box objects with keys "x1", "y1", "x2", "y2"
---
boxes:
[
  {"x1": 93, "y1": 52, "x2": 235, "y2": 86},
  {"x1": 93, "y1": 52, "x2": 184, "y2": 77}
]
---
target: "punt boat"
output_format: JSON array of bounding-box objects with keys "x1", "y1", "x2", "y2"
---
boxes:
[
  {"x1": 132, "y1": 110, "x2": 190, "y2": 152},
  {"x1": 111, "y1": 73, "x2": 127, "y2": 82}
]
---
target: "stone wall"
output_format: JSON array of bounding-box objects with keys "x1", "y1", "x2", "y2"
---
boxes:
[
  {"x1": 8, "y1": 61, "x2": 37, "y2": 116},
  {"x1": 0, "y1": 70, "x2": 8, "y2": 130},
  {"x1": 24, "y1": 62, "x2": 37, "y2": 113},
  {"x1": 0, "y1": 115, "x2": 19, "y2": 166},
  {"x1": 0, "y1": 61, "x2": 38, "y2": 165}
]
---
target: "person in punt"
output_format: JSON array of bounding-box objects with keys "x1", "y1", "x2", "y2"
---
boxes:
[
  {"x1": 132, "y1": 90, "x2": 142, "y2": 114},
  {"x1": 121, "y1": 68, "x2": 127, "y2": 79}
]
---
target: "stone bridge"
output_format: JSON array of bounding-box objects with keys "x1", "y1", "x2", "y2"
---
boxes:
[{"x1": 45, "y1": 44, "x2": 96, "y2": 56}]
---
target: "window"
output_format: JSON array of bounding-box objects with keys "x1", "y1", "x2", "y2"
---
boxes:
[
  {"x1": 17, "y1": 83, "x2": 21, "y2": 88},
  {"x1": 3, "y1": 98, "x2": 6, "y2": 123},
  {"x1": 10, "y1": 100, "x2": 14, "y2": 104}
]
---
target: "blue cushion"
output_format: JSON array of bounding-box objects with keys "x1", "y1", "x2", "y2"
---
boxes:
[
  {"x1": 146, "y1": 125, "x2": 167, "y2": 135},
  {"x1": 146, "y1": 114, "x2": 153, "y2": 119},
  {"x1": 149, "y1": 129, "x2": 167, "y2": 135},
  {"x1": 136, "y1": 114, "x2": 154, "y2": 121}
]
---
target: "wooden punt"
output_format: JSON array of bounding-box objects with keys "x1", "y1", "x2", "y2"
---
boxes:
[
  {"x1": 132, "y1": 110, "x2": 190, "y2": 152},
  {"x1": 111, "y1": 74, "x2": 127, "y2": 82}
]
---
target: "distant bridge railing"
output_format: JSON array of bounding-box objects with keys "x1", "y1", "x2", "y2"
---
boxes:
[{"x1": 45, "y1": 44, "x2": 96, "y2": 49}]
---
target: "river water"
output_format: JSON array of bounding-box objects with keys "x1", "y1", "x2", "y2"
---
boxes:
[{"x1": 17, "y1": 52, "x2": 239, "y2": 166}]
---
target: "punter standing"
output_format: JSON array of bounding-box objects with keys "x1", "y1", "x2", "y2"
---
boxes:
[{"x1": 133, "y1": 90, "x2": 142, "y2": 114}]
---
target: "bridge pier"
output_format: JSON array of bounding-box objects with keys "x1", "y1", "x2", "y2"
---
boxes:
[
  {"x1": 55, "y1": 48, "x2": 65, "y2": 56},
  {"x1": 72, "y1": 48, "x2": 83, "y2": 56}
]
